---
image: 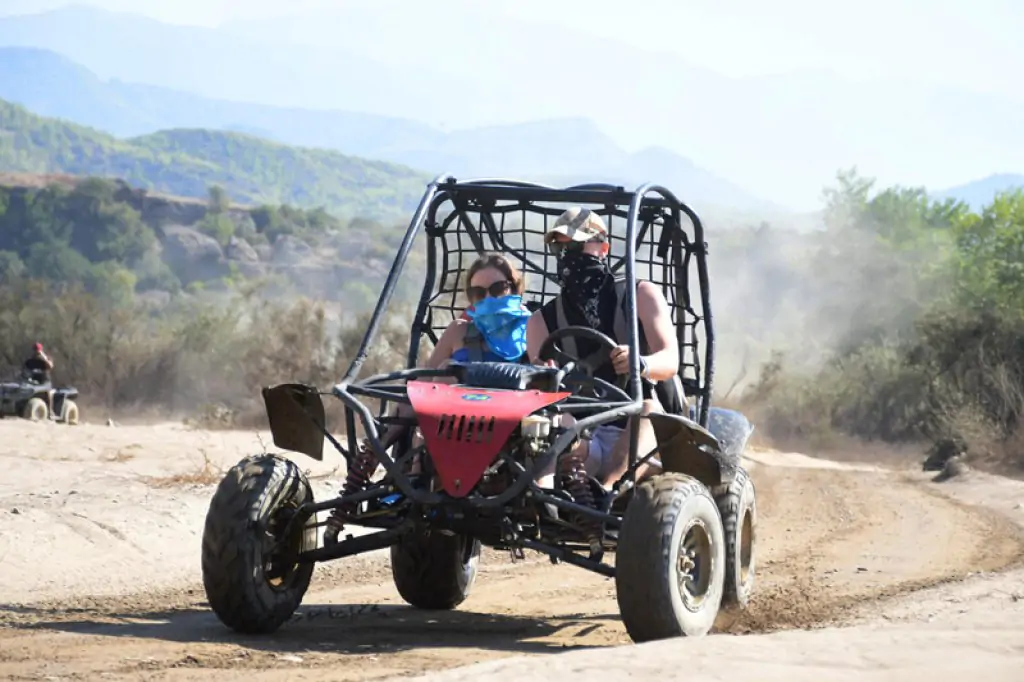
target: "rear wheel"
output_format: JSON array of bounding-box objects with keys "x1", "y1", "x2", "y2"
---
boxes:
[
  {"x1": 62, "y1": 399, "x2": 80, "y2": 425},
  {"x1": 615, "y1": 472, "x2": 725, "y2": 642},
  {"x1": 201, "y1": 453, "x2": 317, "y2": 634},
  {"x1": 390, "y1": 529, "x2": 480, "y2": 610},
  {"x1": 23, "y1": 397, "x2": 47, "y2": 421},
  {"x1": 715, "y1": 466, "x2": 757, "y2": 612}
]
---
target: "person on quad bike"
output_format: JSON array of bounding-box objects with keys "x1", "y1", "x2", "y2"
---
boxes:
[
  {"x1": 22, "y1": 342, "x2": 54, "y2": 385},
  {"x1": 525, "y1": 206, "x2": 680, "y2": 491}
]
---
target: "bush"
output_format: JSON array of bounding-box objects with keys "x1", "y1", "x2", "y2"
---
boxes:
[
  {"x1": 0, "y1": 274, "x2": 418, "y2": 426},
  {"x1": 732, "y1": 173, "x2": 1024, "y2": 476}
]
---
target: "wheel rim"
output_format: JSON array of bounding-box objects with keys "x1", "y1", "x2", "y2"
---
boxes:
[
  {"x1": 739, "y1": 507, "x2": 754, "y2": 585},
  {"x1": 262, "y1": 502, "x2": 310, "y2": 591},
  {"x1": 677, "y1": 519, "x2": 713, "y2": 611}
]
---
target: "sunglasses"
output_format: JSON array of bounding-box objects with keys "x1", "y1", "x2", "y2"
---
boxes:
[
  {"x1": 468, "y1": 280, "x2": 514, "y2": 301},
  {"x1": 546, "y1": 238, "x2": 605, "y2": 257}
]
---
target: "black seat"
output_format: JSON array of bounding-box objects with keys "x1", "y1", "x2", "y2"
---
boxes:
[
  {"x1": 655, "y1": 373, "x2": 687, "y2": 416},
  {"x1": 450, "y1": 361, "x2": 560, "y2": 392}
]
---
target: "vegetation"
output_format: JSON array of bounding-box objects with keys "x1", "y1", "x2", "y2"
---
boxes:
[
  {"x1": 2, "y1": 150, "x2": 1023, "y2": 481},
  {"x1": 0, "y1": 172, "x2": 426, "y2": 425},
  {"x1": 728, "y1": 168, "x2": 1024, "y2": 475},
  {"x1": 0, "y1": 274, "x2": 419, "y2": 427},
  {"x1": 0, "y1": 98, "x2": 430, "y2": 218},
  {"x1": 0, "y1": 174, "x2": 422, "y2": 309}
]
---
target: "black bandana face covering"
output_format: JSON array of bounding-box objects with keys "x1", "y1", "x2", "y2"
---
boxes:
[{"x1": 557, "y1": 250, "x2": 609, "y2": 329}]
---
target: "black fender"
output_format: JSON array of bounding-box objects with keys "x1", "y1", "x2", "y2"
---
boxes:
[
  {"x1": 705, "y1": 406, "x2": 755, "y2": 461},
  {"x1": 647, "y1": 412, "x2": 737, "y2": 489}
]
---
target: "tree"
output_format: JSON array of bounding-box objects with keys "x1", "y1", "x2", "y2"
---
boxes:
[
  {"x1": 208, "y1": 184, "x2": 230, "y2": 214},
  {"x1": 952, "y1": 189, "x2": 1024, "y2": 315}
]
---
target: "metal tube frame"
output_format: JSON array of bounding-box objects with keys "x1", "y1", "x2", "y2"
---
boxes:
[{"x1": 308, "y1": 174, "x2": 713, "y2": 536}]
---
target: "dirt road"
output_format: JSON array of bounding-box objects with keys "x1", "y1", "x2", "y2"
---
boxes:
[{"x1": 1, "y1": 419, "x2": 1022, "y2": 681}]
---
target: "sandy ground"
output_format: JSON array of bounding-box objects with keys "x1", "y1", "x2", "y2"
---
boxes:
[{"x1": 0, "y1": 418, "x2": 1022, "y2": 681}]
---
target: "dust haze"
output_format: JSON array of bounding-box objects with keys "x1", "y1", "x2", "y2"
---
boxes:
[{"x1": 701, "y1": 181, "x2": 951, "y2": 402}]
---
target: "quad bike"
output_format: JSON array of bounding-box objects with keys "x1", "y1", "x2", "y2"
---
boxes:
[
  {"x1": 200, "y1": 177, "x2": 758, "y2": 643},
  {"x1": 0, "y1": 373, "x2": 80, "y2": 424}
]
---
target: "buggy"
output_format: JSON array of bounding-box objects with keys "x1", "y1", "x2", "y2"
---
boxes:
[
  {"x1": 0, "y1": 374, "x2": 80, "y2": 424},
  {"x1": 200, "y1": 177, "x2": 758, "y2": 643}
]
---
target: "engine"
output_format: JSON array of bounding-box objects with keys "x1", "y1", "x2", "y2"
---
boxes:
[{"x1": 474, "y1": 410, "x2": 562, "y2": 497}]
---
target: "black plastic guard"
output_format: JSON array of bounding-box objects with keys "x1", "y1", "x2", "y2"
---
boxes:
[
  {"x1": 648, "y1": 412, "x2": 740, "y2": 488},
  {"x1": 706, "y1": 406, "x2": 755, "y2": 461},
  {"x1": 262, "y1": 383, "x2": 326, "y2": 461}
]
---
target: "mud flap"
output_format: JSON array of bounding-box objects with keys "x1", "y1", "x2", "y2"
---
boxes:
[
  {"x1": 262, "y1": 383, "x2": 326, "y2": 461},
  {"x1": 648, "y1": 412, "x2": 739, "y2": 488}
]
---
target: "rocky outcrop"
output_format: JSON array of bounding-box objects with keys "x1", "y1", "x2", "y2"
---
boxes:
[
  {"x1": 159, "y1": 225, "x2": 229, "y2": 284},
  {"x1": 225, "y1": 236, "x2": 259, "y2": 263},
  {"x1": 272, "y1": 235, "x2": 315, "y2": 265}
]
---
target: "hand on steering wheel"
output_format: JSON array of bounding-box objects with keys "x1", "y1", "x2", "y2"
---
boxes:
[{"x1": 537, "y1": 326, "x2": 632, "y2": 402}]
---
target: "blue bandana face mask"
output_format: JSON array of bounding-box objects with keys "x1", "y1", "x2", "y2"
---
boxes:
[{"x1": 466, "y1": 294, "x2": 531, "y2": 361}]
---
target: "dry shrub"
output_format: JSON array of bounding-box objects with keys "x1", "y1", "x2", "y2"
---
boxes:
[
  {"x1": 0, "y1": 275, "x2": 423, "y2": 434},
  {"x1": 737, "y1": 305, "x2": 1024, "y2": 477},
  {"x1": 142, "y1": 449, "x2": 224, "y2": 488}
]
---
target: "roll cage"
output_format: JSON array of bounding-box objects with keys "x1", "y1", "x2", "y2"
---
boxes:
[
  {"x1": 205, "y1": 177, "x2": 760, "y2": 642},
  {"x1": 277, "y1": 174, "x2": 711, "y2": 489}
]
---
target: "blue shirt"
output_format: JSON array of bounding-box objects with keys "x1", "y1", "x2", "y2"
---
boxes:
[{"x1": 450, "y1": 346, "x2": 509, "y2": 363}]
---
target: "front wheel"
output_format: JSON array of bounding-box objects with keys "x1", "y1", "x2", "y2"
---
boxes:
[
  {"x1": 615, "y1": 472, "x2": 726, "y2": 642},
  {"x1": 201, "y1": 453, "x2": 317, "y2": 634},
  {"x1": 61, "y1": 399, "x2": 80, "y2": 425},
  {"x1": 390, "y1": 529, "x2": 480, "y2": 610}
]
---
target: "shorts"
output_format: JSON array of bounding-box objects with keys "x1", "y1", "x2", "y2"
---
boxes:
[
  {"x1": 584, "y1": 424, "x2": 623, "y2": 479},
  {"x1": 583, "y1": 422, "x2": 664, "y2": 479}
]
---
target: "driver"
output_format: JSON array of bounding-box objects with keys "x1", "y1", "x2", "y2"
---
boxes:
[
  {"x1": 525, "y1": 206, "x2": 679, "y2": 491},
  {"x1": 22, "y1": 342, "x2": 54, "y2": 384}
]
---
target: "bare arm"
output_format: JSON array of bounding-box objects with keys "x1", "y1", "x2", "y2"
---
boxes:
[
  {"x1": 425, "y1": 319, "x2": 467, "y2": 369},
  {"x1": 636, "y1": 281, "x2": 679, "y2": 382}
]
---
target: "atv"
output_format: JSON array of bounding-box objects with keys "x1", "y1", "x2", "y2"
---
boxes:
[
  {"x1": 200, "y1": 177, "x2": 758, "y2": 643},
  {"x1": 0, "y1": 373, "x2": 80, "y2": 424}
]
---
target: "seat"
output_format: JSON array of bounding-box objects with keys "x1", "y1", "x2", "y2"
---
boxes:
[{"x1": 449, "y1": 361, "x2": 561, "y2": 392}]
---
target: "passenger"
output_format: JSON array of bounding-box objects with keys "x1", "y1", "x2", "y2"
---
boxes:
[
  {"x1": 426, "y1": 253, "x2": 531, "y2": 368},
  {"x1": 376, "y1": 253, "x2": 531, "y2": 454},
  {"x1": 525, "y1": 207, "x2": 680, "y2": 491}
]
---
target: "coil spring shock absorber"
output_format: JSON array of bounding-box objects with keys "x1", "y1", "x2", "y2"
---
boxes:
[
  {"x1": 560, "y1": 445, "x2": 602, "y2": 555},
  {"x1": 324, "y1": 440, "x2": 378, "y2": 545}
]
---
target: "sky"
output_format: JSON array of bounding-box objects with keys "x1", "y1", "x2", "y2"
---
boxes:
[{"x1": 2, "y1": 0, "x2": 1018, "y2": 101}]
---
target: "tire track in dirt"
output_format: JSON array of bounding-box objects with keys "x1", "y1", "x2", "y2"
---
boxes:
[{"x1": 2, "y1": 448, "x2": 1021, "y2": 681}]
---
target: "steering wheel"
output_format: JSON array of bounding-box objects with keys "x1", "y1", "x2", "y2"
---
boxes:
[{"x1": 537, "y1": 326, "x2": 632, "y2": 402}]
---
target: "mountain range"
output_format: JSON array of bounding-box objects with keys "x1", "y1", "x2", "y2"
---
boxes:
[
  {"x1": 0, "y1": 3, "x2": 1021, "y2": 215},
  {"x1": 0, "y1": 96, "x2": 430, "y2": 217},
  {"x1": 0, "y1": 45, "x2": 777, "y2": 218}
]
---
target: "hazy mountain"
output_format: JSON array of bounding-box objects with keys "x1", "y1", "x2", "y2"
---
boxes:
[
  {"x1": 932, "y1": 174, "x2": 1024, "y2": 212},
  {"x1": 2, "y1": 4, "x2": 1021, "y2": 210},
  {"x1": 0, "y1": 97, "x2": 430, "y2": 217},
  {"x1": 0, "y1": 47, "x2": 776, "y2": 214},
  {"x1": 0, "y1": 46, "x2": 442, "y2": 154}
]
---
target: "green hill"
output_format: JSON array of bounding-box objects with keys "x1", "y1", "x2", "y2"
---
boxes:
[{"x1": 0, "y1": 98, "x2": 431, "y2": 218}]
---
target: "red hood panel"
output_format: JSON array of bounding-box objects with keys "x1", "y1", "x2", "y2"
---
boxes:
[{"x1": 406, "y1": 380, "x2": 570, "y2": 498}]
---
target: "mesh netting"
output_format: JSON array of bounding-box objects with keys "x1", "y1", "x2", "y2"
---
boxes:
[{"x1": 409, "y1": 183, "x2": 711, "y2": 399}]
